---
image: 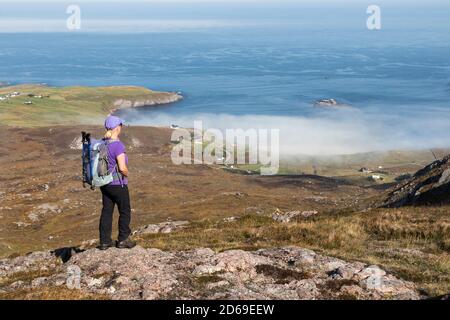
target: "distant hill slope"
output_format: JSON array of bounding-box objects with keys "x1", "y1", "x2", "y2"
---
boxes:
[
  {"x1": 0, "y1": 84, "x2": 182, "y2": 127},
  {"x1": 378, "y1": 155, "x2": 450, "y2": 207}
]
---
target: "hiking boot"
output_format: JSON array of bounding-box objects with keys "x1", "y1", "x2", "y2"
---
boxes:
[
  {"x1": 98, "y1": 242, "x2": 114, "y2": 251},
  {"x1": 116, "y1": 238, "x2": 136, "y2": 249}
]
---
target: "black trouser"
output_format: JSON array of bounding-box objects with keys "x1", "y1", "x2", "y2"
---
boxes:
[{"x1": 99, "y1": 185, "x2": 131, "y2": 244}]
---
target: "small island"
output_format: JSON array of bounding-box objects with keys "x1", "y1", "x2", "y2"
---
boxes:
[{"x1": 313, "y1": 98, "x2": 350, "y2": 108}]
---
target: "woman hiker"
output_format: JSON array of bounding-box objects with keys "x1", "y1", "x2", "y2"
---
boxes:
[{"x1": 98, "y1": 115, "x2": 136, "y2": 250}]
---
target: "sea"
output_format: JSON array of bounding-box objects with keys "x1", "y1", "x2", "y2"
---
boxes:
[{"x1": 1, "y1": 2, "x2": 449, "y2": 154}]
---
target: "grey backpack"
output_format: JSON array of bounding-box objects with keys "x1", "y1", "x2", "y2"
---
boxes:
[
  {"x1": 90, "y1": 140, "x2": 112, "y2": 187},
  {"x1": 82, "y1": 134, "x2": 123, "y2": 189}
]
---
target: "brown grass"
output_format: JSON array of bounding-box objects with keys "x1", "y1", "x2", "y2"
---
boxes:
[
  {"x1": 137, "y1": 206, "x2": 450, "y2": 297},
  {"x1": 0, "y1": 269, "x2": 56, "y2": 288},
  {"x1": 0, "y1": 287, "x2": 109, "y2": 300}
]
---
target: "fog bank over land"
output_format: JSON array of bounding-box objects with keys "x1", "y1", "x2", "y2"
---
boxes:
[{"x1": 119, "y1": 108, "x2": 450, "y2": 156}]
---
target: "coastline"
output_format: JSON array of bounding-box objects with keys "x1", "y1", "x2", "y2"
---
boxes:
[
  {"x1": 109, "y1": 91, "x2": 183, "y2": 115},
  {"x1": 0, "y1": 84, "x2": 183, "y2": 127}
]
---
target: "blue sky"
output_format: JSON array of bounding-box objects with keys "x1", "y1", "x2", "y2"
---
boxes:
[{"x1": 0, "y1": 0, "x2": 448, "y2": 32}]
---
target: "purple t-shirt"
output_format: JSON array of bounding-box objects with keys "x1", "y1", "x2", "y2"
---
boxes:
[{"x1": 105, "y1": 139, "x2": 128, "y2": 185}]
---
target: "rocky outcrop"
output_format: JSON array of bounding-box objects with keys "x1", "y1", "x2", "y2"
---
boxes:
[
  {"x1": 378, "y1": 155, "x2": 450, "y2": 207},
  {"x1": 272, "y1": 209, "x2": 318, "y2": 223},
  {"x1": 132, "y1": 221, "x2": 189, "y2": 236},
  {"x1": 112, "y1": 92, "x2": 183, "y2": 111},
  {"x1": 69, "y1": 136, "x2": 83, "y2": 150},
  {"x1": 0, "y1": 246, "x2": 420, "y2": 300}
]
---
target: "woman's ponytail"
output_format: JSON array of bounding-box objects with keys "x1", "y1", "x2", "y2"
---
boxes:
[{"x1": 104, "y1": 130, "x2": 113, "y2": 139}]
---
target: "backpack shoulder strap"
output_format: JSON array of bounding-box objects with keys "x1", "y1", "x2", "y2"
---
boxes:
[
  {"x1": 102, "y1": 139, "x2": 123, "y2": 183},
  {"x1": 104, "y1": 138, "x2": 120, "y2": 145}
]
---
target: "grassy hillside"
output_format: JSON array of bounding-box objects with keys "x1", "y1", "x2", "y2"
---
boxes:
[{"x1": 0, "y1": 84, "x2": 179, "y2": 127}]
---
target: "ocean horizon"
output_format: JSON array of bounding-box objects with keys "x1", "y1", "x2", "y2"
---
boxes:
[{"x1": 1, "y1": 2, "x2": 449, "y2": 154}]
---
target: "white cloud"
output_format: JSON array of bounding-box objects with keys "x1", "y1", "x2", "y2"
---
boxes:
[{"x1": 0, "y1": 18, "x2": 260, "y2": 33}]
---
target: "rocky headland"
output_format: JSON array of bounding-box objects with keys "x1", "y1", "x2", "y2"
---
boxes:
[{"x1": 111, "y1": 92, "x2": 183, "y2": 112}]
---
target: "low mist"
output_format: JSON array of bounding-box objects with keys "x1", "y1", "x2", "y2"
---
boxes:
[{"x1": 119, "y1": 107, "x2": 450, "y2": 157}]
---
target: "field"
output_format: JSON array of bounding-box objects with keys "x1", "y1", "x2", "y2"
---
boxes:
[
  {"x1": 0, "y1": 124, "x2": 449, "y2": 297},
  {"x1": 0, "y1": 85, "x2": 449, "y2": 298}
]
